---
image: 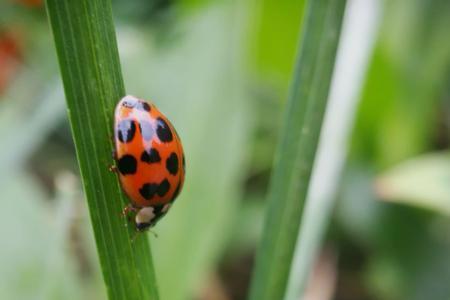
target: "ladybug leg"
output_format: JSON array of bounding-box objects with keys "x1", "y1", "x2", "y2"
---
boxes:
[
  {"x1": 109, "y1": 165, "x2": 118, "y2": 173},
  {"x1": 121, "y1": 205, "x2": 138, "y2": 229},
  {"x1": 111, "y1": 148, "x2": 117, "y2": 161},
  {"x1": 109, "y1": 149, "x2": 119, "y2": 173},
  {"x1": 122, "y1": 204, "x2": 138, "y2": 218},
  {"x1": 148, "y1": 229, "x2": 158, "y2": 238}
]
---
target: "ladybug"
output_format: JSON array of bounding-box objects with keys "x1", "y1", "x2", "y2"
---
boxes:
[{"x1": 114, "y1": 95, "x2": 185, "y2": 231}]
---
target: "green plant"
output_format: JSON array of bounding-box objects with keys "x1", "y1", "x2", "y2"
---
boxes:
[
  {"x1": 248, "y1": 0, "x2": 346, "y2": 299},
  {"x1": 45, "y1": 0, "x2": 159, "y2": 299}
]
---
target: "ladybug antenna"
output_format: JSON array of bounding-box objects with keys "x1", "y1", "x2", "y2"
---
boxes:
[{"x1": 148, "y1": 229, "x2": 158, "y2": 238}]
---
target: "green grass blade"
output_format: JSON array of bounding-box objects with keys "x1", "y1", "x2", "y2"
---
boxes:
[
  {"x1": 284, "y1": 3, "x2": 380, "y2": 299},
  {"x1": 45, "y1": 1, "x2": 159, "y2": 299},
  {"x1": 248, "y1": 0, "x2": 347, "y2": 299}
]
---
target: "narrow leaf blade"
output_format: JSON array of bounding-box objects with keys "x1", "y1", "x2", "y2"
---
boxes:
[
  {"x1": 45, "y1": 0, "x2": 159, "y2": 299},
  {"x1": 248, "y1": 0, "x2": 347, "y2": 299}
]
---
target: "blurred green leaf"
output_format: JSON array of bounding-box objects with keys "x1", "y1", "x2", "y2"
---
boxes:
[
  {"x1": 45, "y1": 0, "x2": 159, "y2": 299},
  {"x1": 0, "y1": 81, "x2": 65, "y2": 183},
  {"x1": 0, "y1": 172, "x2": 51, "y2": 299},
  {"x1": 351, "y1": 0, "x2": 450, "y2": 167},
  {"x1": 376, "y1": 152, "x2": 450, "y2": 215},
  {"x1": 0, "y1": 171, "x2": 104, "y2": 300},
  {"x1": 250, "y1": 0, "x2": 305, "y2": 89},
  {"x1": 248, "y1": 0, "x2": 346, "y2": 299},
  {"x1": 284, "y1": 1, "x2": 381, "y2": 298}
]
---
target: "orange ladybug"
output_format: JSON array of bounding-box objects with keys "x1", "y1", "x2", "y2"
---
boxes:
[{"x1": 114, "y1": 95, "x2": 185, "y2": 231}]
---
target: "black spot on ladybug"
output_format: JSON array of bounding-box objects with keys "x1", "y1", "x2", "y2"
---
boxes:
[
  {"x1": 141, "y1": 148, "x2": 161, "y2": 163},
  {"x1": 139, "y1": 183, "x2": 159, "y2": 200},
  {"x1": 166, "y1": 152, "x2": 179, "y2": 175},
  {"x1": 139, "y1": 120, "x2": 154, "y2": 141},
  {"x1": 117, "y1": 119, "x2": 136, "y2": 143},
  {"x1": 117, "y1": 155, "x2": 137, "y2": 175},
  {"x1": 139, "y1": 179, "x2": 171, "y2": 200},
  {"x1": 171, "y1": 182, "x2": 181, "y2": 202},
  {"x1": 156, "y1": 117, "x2": 173, "y2": 143},
  {"x1": 157, "y1": 179, "x2": 170, "y2": 197},
  {"x1": 136, "y1": 101, "x2": 151, "y2": 112}
]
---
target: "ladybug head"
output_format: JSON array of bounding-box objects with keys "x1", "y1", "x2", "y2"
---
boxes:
[{"x1": 135, "y1": 206, "x2": 156, "y2": 232}]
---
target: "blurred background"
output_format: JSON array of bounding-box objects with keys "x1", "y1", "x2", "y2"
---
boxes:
[{"x1": 0, "y1": 0, "x2": 449, "y2": 299}]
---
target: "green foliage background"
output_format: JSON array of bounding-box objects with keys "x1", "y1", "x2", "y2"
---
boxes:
[{"x1": 0, "y1": 0, "x2": 449, "y2": 299}]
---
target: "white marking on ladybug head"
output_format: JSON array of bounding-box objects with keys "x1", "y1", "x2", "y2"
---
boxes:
[{"x1": 135, "y1": 206, "x2": 155, "y2": 225}]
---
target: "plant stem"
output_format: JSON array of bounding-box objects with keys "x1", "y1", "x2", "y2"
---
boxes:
[
  {"x1": 45, "y1": 0, "x2": 159, "y2": 299},
  {"x1": 248, "y1": 0, "x2": 346, "y2": 299}
]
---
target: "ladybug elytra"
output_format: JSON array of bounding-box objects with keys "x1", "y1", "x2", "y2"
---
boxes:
[{"x1": 114, "y1": 95, "x2": 185, "y2": 231}]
